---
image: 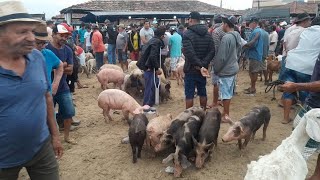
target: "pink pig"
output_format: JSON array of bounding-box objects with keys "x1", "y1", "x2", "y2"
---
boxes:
[
  {"x1": 96, "y1": 68, "x2": 125, "y2": 90},
  {"x1": 97, "y1": 89, "x2": 148, "y2": 122}
]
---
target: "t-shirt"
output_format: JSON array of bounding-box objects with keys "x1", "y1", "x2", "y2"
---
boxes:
[
  {"x1": 116, "y1": 31, "x2": 128, "y2": 50},
  {"x1": 269, "y1": 31, "x2": 278, "y2": 52},
  {"x1": 0, "y1": 49, "x2": 50, "y2": 168},
  {"x1": 248, "y1": 27, "x2": 264, "y2": 61},
  {"x1": 41, "y1": 49, "x2": 61, "y2": 92},
  {"x1": 169, "y1": 32, "x2": 182, "y2": 58},
  {"x1": 212, "y1": 25, "x2": 226, "y2": 60},
  {"x1": 106, "y1": 26, "x2": 118, "y2": 44},
  {"x1": 133, "y1": 33, "x2": 139, "y2": 50},
  {"x1": 78, "y1": 28, "x2": 86, "y2": 43},
  {"x1": 92, "y1": 30, "x2": 105, "y2": 53},
  {"x1": 283, "y1": 26, "x2": 305, "y2": 56},
  {"x1": 46, "y1": 43, "x2": 73, "y2": 95},
  {"x1": 139, "y1": 27, "x2": 154, "y2": 45},
  {"x1": 286, "y1": 26, "x2": 320, "y2": 75},
  {"x1": 306, "y1": 55, "x2": 320, "y2": 108},
  {"x1": 261, "y1": 29, "x2": 270, "y2": 58},
  {"x1": 84, "y1": 31, "x2": 91, "y2": 47}
]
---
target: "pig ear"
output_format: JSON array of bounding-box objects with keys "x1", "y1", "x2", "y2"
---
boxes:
[
  {"x1": 205, "y1": 142, "x2": 214, "y2": 149},
  {"x1": 192, "y1": 136, "x2": 198, "y2": 146}
]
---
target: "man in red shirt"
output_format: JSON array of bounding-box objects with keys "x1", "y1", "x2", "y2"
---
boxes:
[{"x1": 91, "y1": 25, "x2": 105, "y2": 70}]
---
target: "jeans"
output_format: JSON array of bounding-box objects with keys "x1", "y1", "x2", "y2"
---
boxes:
[
  {"x1": 107, "y1": 44, "x2": 116, "y2": 64},
  {"x1": 278, "y1": 56, "x2": 287, "y2": 81},
  {"x1": 95, "y1": 52, "x2": 104, "y2": 70},
  {"x1": 143, "y1": 70, "x2": 159, "y2": 106}
]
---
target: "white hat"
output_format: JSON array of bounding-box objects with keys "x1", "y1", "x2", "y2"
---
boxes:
[
  {"x1": 0, "y1": 1, "x2": 40, "y2": 25},
  {"x1": 279, "y1": 21, "x2": 287, "y2": 26}
]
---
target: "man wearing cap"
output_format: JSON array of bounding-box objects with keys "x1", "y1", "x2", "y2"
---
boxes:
[
  {"x1": 116, "y1": 24, "x2": 129, "y2": 71},
  {"x1": 92, "y1": 24, "x2": 105, "y2": 70},
  {"x1": 0, "y1": 1, "x2": 62, "y2": 179},
  {"x1": 105, "y1": 19, "x2": 118, "y2": 64},
  {"x1": 34, "y1": 22, "x2": 64, "y2": 95},
  {"x1": 128, "y1": 24, "x2": 141, "y2": 61},
  {"x1": 169, "y1": 26, "x2": 182, "y2": 81},
  {"x1": 183, "y1": 11, "x2": 215, "y2": 109},
  {"x1": 243, "y1": 17, "x2": 265, "y2": 94},
  {"x1": 212, "y1": 16, "x2": 241, "y2": 123},
  {"x1": 46, "y1": 23, "x2": 77, "y2": 144}
]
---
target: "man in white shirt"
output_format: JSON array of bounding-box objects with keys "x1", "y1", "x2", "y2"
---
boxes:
[
  {"x1": 84, "y1": 26, "x2": 92, "y2": 52},
  {"x1": 140, "y1": 21, "x2": 154, "y2": 49},
  {"x1": 269, "y1": 25, "x2": 278, "y2": 56}
]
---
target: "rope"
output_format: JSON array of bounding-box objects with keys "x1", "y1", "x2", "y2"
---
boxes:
[{"x1": 265, "y1": 80, "x2": 285, "y2": 100}]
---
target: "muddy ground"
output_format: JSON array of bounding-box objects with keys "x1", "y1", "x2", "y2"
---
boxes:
[{"x1": 20, "y1": 70, "x2": 317, "y2": 180}]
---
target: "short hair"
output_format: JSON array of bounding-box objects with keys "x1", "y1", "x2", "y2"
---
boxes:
[
  {"x1": 272, "y1": 25, "x2": 277, "y2": 31},
  {"x1": 144, "y1": 21, "x2": 150, "y2": 25},
  {"x1": 46, "y1": 20, "x2": 54, "y2": 26},
  {"x1": 246, "y1": 21, "x2": 250, "y2": 27},
  {"x1": 258, "y1": 22, "x2": 265, "y2": 28},
  {"x1": 154, "y1": 27, "x2": 166, "y2": 37},
  {"x1": 312, "y1": 17, "x2": 320, "y2": 26},
  {"x1": 208, "y1": 23, "x2": 213, "y2": 28}
]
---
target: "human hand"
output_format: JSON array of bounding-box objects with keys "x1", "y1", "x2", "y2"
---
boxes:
[
  {"x1": 156, "y1": 70, "x2": 162, "y2": 75},
  {"x1": 52, "y1": 136, "x2": 63, "y2": 159},
  {"x1": 200, "y1": 67, "x2": 210, "y2": 78},
  {"x1": 278, "y1": 82, "x2": 297, "y2": 93}
]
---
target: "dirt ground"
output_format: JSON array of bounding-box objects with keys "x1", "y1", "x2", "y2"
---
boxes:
[{"x1": 20, "y1": 70, "x2": 317, "y2": 180}]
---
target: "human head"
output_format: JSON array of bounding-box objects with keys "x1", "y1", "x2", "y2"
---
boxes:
[
  {"x1": 154, "y1": 27, "x2": 166, "y2": 39},
  {"x1": 131, "y1": 24, "x2": 137, "y2": 32},
  {"x1": 222, "y1": 16, "x2": 237, "y2": 32},
  {"x1": 52, "y1": 23, "x2": 72, "y2": 47},
  {"x1": 81, "y1": 22, "x2": 85, "y2": 28},
  {"x1": 86, "y1": 25, "x2": 91, "y2": 32},
  {"x1": 104, "y1": 19, "x2": 111, "y2": 26},
  {"x1": 34, "y1": 22, "x2": 50, "y2": 51},
  {"x1": 311, "y1": 17, "x2": 320, "y2": 26},
  {"x1": 295, "y1": 13, "x2": 312, "y2": 28},
  {"x1": 46, "y1": 20, "x2": 54, "y2": 28},
  {"x1": 258, "y1": 21, "x2": 265, "y2": 29},
  {"x1": 249, "y1": 17, "x2": 259, "y2": 29},
  {"x1": 144, "y1": 21, "x2": 150, "y2": 30},
  {"x1": 271, "y1": 25, "x2": 277, "y2": 32},
  {"x1": 189, "y1": 11, "x2": 201, "y2": 26},
  {"x1": 0, "y1": 1, "x2": 41, "y2": 56},
  {"x1": 170, "y1": 26, "x2": 177, "y2": 35},
  {"x1": 117, "y1": 24, "x2": 125, "y2": 32},
  {"x1": 214, "y1": 14, "x2": 222, "y2": 24}
]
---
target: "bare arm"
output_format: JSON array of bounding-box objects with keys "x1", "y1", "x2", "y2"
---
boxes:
[
  {"x1": 279, "y1": 81, "x2": 320, "y2": 93},
  {"x1": 45, "y1": 92, "x2": 63, "y2": 159},
  {"x1": 244, "y1": 33, "x2": 260, "y2": 48},
  {"x1": 141, "y1": 36, "x2": 147, "y2": 45},
  {"x1": 52, "y1": 61, "x2": 64, "y2": 96},
  {"x1": 62, "y1": 62, "x2": 73, "y2": 75}
]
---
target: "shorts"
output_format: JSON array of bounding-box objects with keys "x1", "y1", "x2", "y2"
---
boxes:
[
  {"x1": 53, "y1": 91, "x2": 75, "y2": 120},
  {"x1": 278, "y1": 56, "x2": 287, "y2": 81},
  {"x1": 293, "y1": 104, "x2": 320, "y2": 160},
  {"x1": 282, "y1": 69, "x2": 311, "y2": 101},
  {"x1": 184, "y1": 73, "x2": 207, "y2": 99},
  {"x1": 249, "y1": 59, "x2": 265, "y2": 73},
  {"x1": 78, "y1": 52, "x2": 86, "y2": 66},
  {"x1": 117, "y1": 49, "x2": 127, "y2": 62},
  {"x1": 219, "y1": 76, "x2": 236, "y2": 100},
  {"x1": 170, "y1": 57, "x2": 180, "y2": 71},
  {"x1": 211, "y1": 70, "x2": 219, "y2": 85}
]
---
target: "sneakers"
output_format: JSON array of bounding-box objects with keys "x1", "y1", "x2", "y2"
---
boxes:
[
  {"x1": 72, "y1": 118, "x2": 81, "y2": 126},
  {"x1": 143, "y1": 107, "x2": 156, "y2": 114}
]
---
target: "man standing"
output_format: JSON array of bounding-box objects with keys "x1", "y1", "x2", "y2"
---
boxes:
[
  {"x1": 269, "y1": 25, "x2": 278, "y2": 56},
  {"x1": 140, "y1": 21, "x2": 154, "y2": 49},
  {"x1": 92, "y1": 24, "x2": 105, "y2": 70},
  {"x1": 128, "y1": 24, "x2": 140, "y2": 61},
  {"x1": 183, "y1": 11, "x2": 215, "y2": 109},
  {"x1": 84, "y1": 26, "x2": 92, "y2": 52},
  {"x1": 0, "y1": 1, "x2": 62, "y2": 179},
  {"x1": 213, "y1": 16, "x2": 241, "y2": 123},
  {"x1": 137, "y1": 28, "x2": 165, "y2": 107},
  {"x1": 34, "y1": 22, "x2": 64, "y2": 95},
  {"x1": 243, "y1": 17, "x2": 264, "y2": 94},
  {"x1": 46, "y1": 23, "x2": 77, "y2": 144},
  {"x1": 259, "y1": 22, "x2": 270, "y2": 85},
  {"x1": 169, "y1": 26, "x2": 182, "y2": 81},
  {"x1": 105, "y1": 19, "x2": 118, "y2": 64},
  {"x1": 116, "y1": 24, "x2": 128, "y2": 71},
  {"x1": 78, "y1": 22, "x2": 86, "y2": 49}
]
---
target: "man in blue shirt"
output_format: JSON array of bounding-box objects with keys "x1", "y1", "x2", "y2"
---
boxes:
[
  {"x1": 169, "y1": 26, "x2": 182, "y2": 81},
  {"x1": 47, "y1": 23, "x2": 77, "y2": 144},
  {"x1": 0, "y1": 1, "x2": 62, "y2": 179},
  {"x1": 34, "y1": 22, "x2": 64, "y2": 95},
  {"x1": 78, "y1": 23, "x2": 86, "y2": 49},
  {"x1": 243, "y1": 17, "x2": 265, "y2": 94}
]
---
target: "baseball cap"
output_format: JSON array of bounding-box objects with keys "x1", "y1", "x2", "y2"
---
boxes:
[
  {"x1": 170, "y1": 26, "x2": 177, "y2": 32},
  {"x1": 222, "y1": 16, "x2": 238, "y2": 28},
  {"x1": 189, "y1": 11, "x2": 201, "y2": 20},
  {"x1": 53, "y1": 23, "x2": 72, "y2": 34}
]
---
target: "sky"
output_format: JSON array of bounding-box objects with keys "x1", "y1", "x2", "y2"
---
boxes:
[{"x1": 16, "y1": 0, "x2": 307, "y2": 19}]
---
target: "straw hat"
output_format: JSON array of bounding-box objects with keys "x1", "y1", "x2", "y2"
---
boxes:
[
  {"x1": 0, "y1": 1, "x2": 40, "y2": 25},
  {"x1": 34, "y1": 22, "x2": 50, "y2": 41}
]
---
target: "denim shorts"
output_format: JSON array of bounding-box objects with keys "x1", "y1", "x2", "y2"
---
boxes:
[
  {"x1": 53, "y1": 91, "x2": 75, "y2": 120},
  {"x1": 184, "y1": 73, "x2": 207, "y2": 99},
  {"x1": 282, "y1": 69, "x2": 311, "y2": 101},
  {"x1": 117, "y1": 49, "x2": 127, "y2": 62},
  {"x1": 219, "y1": 76, "x2": 236, "y2": 100},
  {"x1": 170, "y1": 57, "x2": 180, "y2": 71}
]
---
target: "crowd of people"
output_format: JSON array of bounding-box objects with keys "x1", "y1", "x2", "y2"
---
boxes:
[{"x1": 1, "y1": 0, "x2": 320, "y2": 179}]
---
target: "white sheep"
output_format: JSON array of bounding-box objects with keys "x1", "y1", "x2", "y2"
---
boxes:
[{"x1": 244, "y1": 108, "x2": 320, "y2": 180}]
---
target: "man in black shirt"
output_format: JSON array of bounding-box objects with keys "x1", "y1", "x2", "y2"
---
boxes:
[{"x1": 105, "y1": 19, "x2": 118, "y2": 64}]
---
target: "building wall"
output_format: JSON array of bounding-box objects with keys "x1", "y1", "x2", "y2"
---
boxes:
[{"x1": 252, "y1": 0, "x2": 304, "y2": 8}]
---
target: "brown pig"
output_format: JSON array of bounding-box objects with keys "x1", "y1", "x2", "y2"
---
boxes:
[
  {"x1": 97, "y1": 89, "x2": 147, "y2": 122},
  {"x1": 222, "y1": 105, "x2": 271, "y2": 149},
  {"x1": 193, "y1": 108, "x2": 221, "y2": 168},
  {"x1": 96, "y1": 68, "x2": 125, "y2": 90}
]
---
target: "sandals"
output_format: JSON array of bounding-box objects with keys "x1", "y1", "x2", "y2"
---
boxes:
[
  {"x1": 281, "y1": 118, "x2": 293, "y2": 124},
  {"x1": 222, "y1": 115, "x2": 233, "y2": 124},
  {"x1": 65, "y1": 138, "x2": 77, "y2": 145},
  {"x1": 244, "y1": 88, "x2": 256, "y2": 94}
]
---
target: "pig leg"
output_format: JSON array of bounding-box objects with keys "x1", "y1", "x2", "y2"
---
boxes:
[
  {"x1": 238, "y1": 139, "x2": 243, "y2": 150},
  {"x1": 137, "y1": 134, "x2": 144, "y2": 159},
  {"x1": 122, "y1": 110, "x2": 130, "y2": 121},
  {"x1": 242, "y1": 136, "x2": 251, "y2": 149},
  {"x1": 162, "y1": 153, "x2": 174, "y2": 164},
  {"x1": 173, "y1": 147, "x2": 183, "y2": 177},
  {"x1": 131, "y1": 145, "x2": 137, "y2": 163},
  {"x1": 251, "y1": 131, "x2": 256, "y2": 141},
  {"x1": 262, "y1": 122, "x2": 269, "y2": 141},
  {"x1": 103, "y1": 108, "x2": 113, "y2": 122}
]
